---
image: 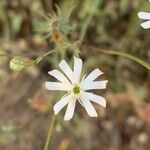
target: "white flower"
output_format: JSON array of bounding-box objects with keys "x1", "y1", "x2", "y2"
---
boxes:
[
  {"x1": 138, "y1": 12, "x2": 150, "y2": 29},
  {"x1": 45, "y1": 57, "x2": 108, "y2": 121}
]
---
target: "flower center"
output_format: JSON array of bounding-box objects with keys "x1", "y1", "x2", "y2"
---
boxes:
[{"x1": 73, "y1": 85, "x2": 80, "y2": 95}]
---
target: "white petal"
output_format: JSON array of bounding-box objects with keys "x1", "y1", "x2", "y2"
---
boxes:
[
  {"x1": 80, "y1": 74, "x2": 86, "y2": 83},
  {"x1": 81, "y1": 80, "x2": 108, "y2": 90},
  {"x1": 59, "y1": 60, "x2": 74, "y2": 83},
  {"x1": 64, "y1": 97, "x2": 76, "y2": 121},
  {"x1": 53, "y1": 93, "x2": 72, "y2": 114},
  {"x1": 138, "y1": 12, "x2": 150, "y2": 20},
  {"x1": 45, "y1": 82, "x2": 70, "y2": 91},
  {"x1": 73, "y1": 56, "x2": 83, "y2": 83},
  {"x1": 48, "y1": 69, "x2": 72, "y2": 87},
  {"x1": 78, "y1": 98, "x2": 84, "y2": 107},
  {"x1": 81, "y1": 68, "x2": 103, "y2": 85},
  {"x1": 80, "y1": 93, "x2": 98, "y2": 117},
  {"x1": 140, "y1": 20, "x2": 150, "y2": 29},
  {"x1": 83, "y1": 92, "x2": 106, "y2": 107}
]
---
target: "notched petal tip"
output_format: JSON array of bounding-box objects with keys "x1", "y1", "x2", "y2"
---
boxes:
[
  {"x1": 45, "y1": 82, "x2": 49, "y2": 89},
  {"x1": 89, "y1": 112, "x2": 98, "y2": 118},
  {"x1": 140, "y1": 21, "x2": 150, "y2": 29},
  {"x1": 48, "y1": 69, "x2": 56, "y2": 75},
  {"x1": 138, "y1": 12, "x2": 144, "y2": 19},
  {"x1": 53, "y1": 107, "x2": 59, "y2": 115},
  {"x1": 104, "y1": 80, "x2": 108, "y2": 86},
  {"x1": 74, "y1": 56, "x2": 82, "y2": 61},
  {"x1": 138, "y1": 12, "x2": 150, "y2": 20},
  {"x1": 84, "y1": 92, "x2": 107, "y2": 108},
  {"x1": 102, "y1": 101, "x2": 106, "y2": 108},
  {"x1": 58, "y1": 59, "x2": 66, "y2": 67},
  {"x1": 95, "y1": 68, "x2": 104, "y2": 75},
  {"x1": 64, "y1": 117, "x2": 71, "y2": 121},
  {"x1": 64, "y1": 112, "x2": 74, "y2": 121},
  {"x1": 73, "y1": 56, "x2": 83, "y2": 68},
  {"x1": 140, "y1": 24, "x2": 147, "y2": 29}
]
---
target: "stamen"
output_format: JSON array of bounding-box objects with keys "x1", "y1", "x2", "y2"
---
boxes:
[{"x1": 73, "y1": 85, "x2": 80, "y2": 95}]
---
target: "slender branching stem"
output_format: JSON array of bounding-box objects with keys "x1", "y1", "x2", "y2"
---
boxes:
[{"x1": 44, "y1": 114, "x2": 56, "y2": 150}]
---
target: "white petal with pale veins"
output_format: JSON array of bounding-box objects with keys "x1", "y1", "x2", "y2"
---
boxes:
[
  {"x1": 138, "y1": 12, "x2": 150, "y2": 20},
  {"x1": 73, "y1": 56, "x2": 83, "y2": 83},
  {"x1": 45, "y1": 82, "x2": 70, "y2": 91},
  {"x1": 48, "y1": 69, "x2": 72, "y2": 87},
  {"x1": 81, "y1": 68, "x2": 103, "y2": 84},
  {"x1": 140, "y1": 20, "x2": 150, "y2": 29},
  {"x1": 80, "y1": 93, "x2": 98, "y2": 117},
  {"x1": 81, "y1": 80, "x2": 108, "y2": 90},
  {"x1": 53, "y1": 93, "x2": 72, "y2": 114},
  {"x1": 83, "y1": 92, "x2": 106, "y2": 107},
  {"x1": 64, "y1": 97, "x2": 76, "y2": 121},
  {"x1": 59, "y1": 60, "x2": 74, "y2": 83}
]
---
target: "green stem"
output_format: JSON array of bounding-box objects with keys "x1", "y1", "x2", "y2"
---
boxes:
[
  {"x1": 36, "y1": 50, "x2": 55, "y2": 64},
  {"x1": 44, "y1": 114, "x2": 56, "y2": 150},
  {"x1": 107, "y1": 50, "x2": 150, "y2": 70},
  {"x1": 85, "y1": 45, "x2": 150, "y2": 70}
]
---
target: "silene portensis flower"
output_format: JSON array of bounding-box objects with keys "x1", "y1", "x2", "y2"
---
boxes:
[
  {"x1": 138, "y1": 11, "x2": 150, "y2": 29},
  {"x1": 45, "y1": 57, "x2": 108, "y2": 121}
]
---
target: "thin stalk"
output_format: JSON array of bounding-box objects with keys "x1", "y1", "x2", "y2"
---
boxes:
[
  {"x1": 83, "y1": 45, "x2": 150, "y2": 70},
  {"x1": 35, "y1": 50, "x2": 55, "y2": 64},
  {"x1": 44, "y1": 114, "x2": 56, "y2": 150}
]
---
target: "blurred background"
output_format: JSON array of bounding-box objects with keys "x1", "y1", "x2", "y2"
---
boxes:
[{"x1": 0, "y1": 0, "x2": 149, "y2": 150}]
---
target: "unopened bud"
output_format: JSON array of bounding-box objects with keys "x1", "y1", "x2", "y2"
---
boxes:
[{"x1": 10, "y1": 56, "x2": 35, "y2": 71}]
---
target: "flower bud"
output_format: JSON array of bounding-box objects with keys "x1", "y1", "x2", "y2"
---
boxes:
[{"x1": 10, "y1": 56, "x2": 35, "y2": 71}]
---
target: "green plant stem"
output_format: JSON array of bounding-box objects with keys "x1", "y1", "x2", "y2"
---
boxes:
[
  {"x1": 36, "y1": 50, "x2": 55, "y2": 64},
  {"x1": 84, "y1": 45, "x2": 150, "y2": 70},
  {"x1": 103, "y1": 50, "x2": 150, "y2": 70},
  {"x1": 44, "y1": 114, "x2": 56, "y2": 150}
]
